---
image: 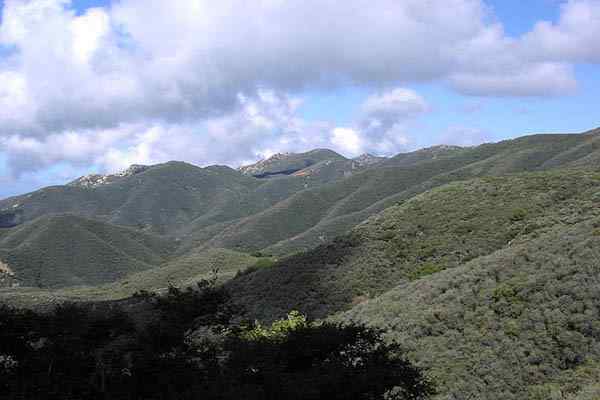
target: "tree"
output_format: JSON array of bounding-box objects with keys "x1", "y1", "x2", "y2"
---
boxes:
[{"x1": 217, "y1": 312, "x2": 433, "y2": 400}]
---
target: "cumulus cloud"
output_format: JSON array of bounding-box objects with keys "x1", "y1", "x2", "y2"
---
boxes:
[
  {"x1": 523, "y1": 0, "x2": 600, "y2": 63},
  {"x1": 351, "y1": 88, "x2": 428, "y2": 154},
  {"x1": 0, "y1": 0, "x2": 597, "y2": 180}
]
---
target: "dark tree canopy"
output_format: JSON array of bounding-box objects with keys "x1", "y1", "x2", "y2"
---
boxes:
[{"x1": 0, "y1": 281, "x2": 432, "y2": 400}]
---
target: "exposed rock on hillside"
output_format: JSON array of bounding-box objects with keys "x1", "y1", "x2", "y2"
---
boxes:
[
  {"x1": 68, "y1": 164, "x2": 150, "y2": 188},
  {"x1": 239, "y1": 149, "x2": 345, "y2": 178},
  {"x1": 351, "y1": 153, "x2": 386, "y2": 168}
]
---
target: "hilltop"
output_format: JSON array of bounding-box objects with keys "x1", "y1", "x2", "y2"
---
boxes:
[
  {"x1": 1, "y1": 128, "x2": 600, "y2": 293},
  {"x1": 2, "y1": 128, "x2": 600, "y2": 398}
]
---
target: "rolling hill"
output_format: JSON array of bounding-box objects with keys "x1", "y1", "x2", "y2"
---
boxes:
[
  {"x1": 0, "y1": 214, "x2": 176, "y2": 288},
  {"x1": 226, "y1": 168, "x2": 600, "y2": 399},
  {"x1": 0, "y1": 128, "x2": 597, "y2": 293},
  {"x1": 1, "y1": 127, "x2": 600, "y2": 398}
]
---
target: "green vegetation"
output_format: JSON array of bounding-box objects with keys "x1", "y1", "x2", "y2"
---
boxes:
[
  {"x1": 2, "y1": 129, "x2": 600, "y2": 290},
  {"x1": 408, "y1": 263, "x2": 444, "y2": 281},
  {"x1": 2, "y1": 129, "x2": 600, "y2": 398},
  {"x1": 339, "y1": 218, "x2": 600, "y2": 399},
  {"x1": 228, "y1": 170, "x2": 600, "y2": 321},
  {"x1": 0, "y1": 248, "x2": 257, "y2": 308},
  {"x1": 0, "y1": 214, "x2": 177, "y2": 288},
  {"x1": 1, "y1": 284, "x2": 431, "y2": 400}
]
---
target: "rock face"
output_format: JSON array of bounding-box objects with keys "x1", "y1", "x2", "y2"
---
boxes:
[
  {"x1": 351, "y1": 153, "x2": 386, "y2": 168},
  {"x1": 68, "y1": 164, "x2": 150, "y2": 188},
  {"x1": 239, "y1": 149, "x2": 346, "y2": 178},
  {"x1": 239, "y1": 153, "x2": 300, "y2": 177},
  {"x1": 0, "y1": 260, "x2": 16, "y2": 288}
]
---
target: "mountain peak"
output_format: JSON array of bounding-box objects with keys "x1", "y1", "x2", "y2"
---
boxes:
[
  {"x1": 352, "y1": 153, "x2": 386, "y2": 167},
  {"x1": 68, "y1": 164, "x2": 150, "y2": 188},
  {"x1": 239, "y1": 149, "x2": 345, "y2": 178}
]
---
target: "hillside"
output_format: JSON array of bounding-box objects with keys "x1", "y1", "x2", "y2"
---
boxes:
[
  {"x1": 0, "y1": 214, "x2": 177, "y2": 288},
  {"x1": 238, "y1": 149, "x2": 346, "y2": 177},
  {"x1": 227, "y1": 169, "x2": 600, "y2": 320},
  {"x1": 0, "y1": 128, "x2": 599, "y2": 294},
  {"x1": 225, "y1": 168, "x2": 600, "y2": 399},
  {"x1": 202, "y1": 130, "x2": 600, "y2": 256},
  {"x1": 0, "y1": 161, "x2": 262, "y2": 235},
  {"x1": 2, "y1": 129, "x2": 600, "y2": 398},
  {"x1": 0, "y1": 247, "x2": 259, "y2": 308},
  {"x1": 340, "y1": 216, "x2": 600, "y2": 400}
]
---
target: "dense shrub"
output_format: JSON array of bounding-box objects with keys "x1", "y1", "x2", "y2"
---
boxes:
[{"x1": 0, "y1": 285, "x2": 431, "y2": 400}]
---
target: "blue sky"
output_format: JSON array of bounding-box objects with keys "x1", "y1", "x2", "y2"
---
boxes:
[{"x1": 0, "y1": 0, "x2": 598, "y2": 198}]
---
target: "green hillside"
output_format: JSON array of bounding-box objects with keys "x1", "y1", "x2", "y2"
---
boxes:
[
  {"x1": 238, "y1": 149, "x2": 346, "y2": 177},
  {"x1": 2, "y1": 129, "x2": 600, "y2": 398},
  {"x1": 204, "y1": 130, "x2": 600, "y2": 256},
  {"x1": 227, "y1": 169, "x2": 600, "y2": 320},
  {"x1": 339, "y1": 217, "x2": 600, "y2": 400},
  {"x1": 0, "y1": 162, "x2": 261, "y2": 235},
  {"x1": 1, "y1": 128, "x2": 600, "y2": 296},
  {"x1": 0, "y1": 247, "x2": 258, "y2": 308},
  {"x1": 225, "y1": 168, "x2": 600, "y2": 399},
  {"x1": 0, "y1": 214, "x2": 177, "y2": 288}
]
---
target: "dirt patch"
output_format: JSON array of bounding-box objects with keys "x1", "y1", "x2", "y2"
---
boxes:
[{"x1": 0, "y1": 260, "x2": 14, "y2": 276}]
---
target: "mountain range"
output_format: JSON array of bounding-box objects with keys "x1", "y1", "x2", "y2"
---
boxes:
[{"x1": 2, "y1": 127, "x2": 600, "y2": 399}]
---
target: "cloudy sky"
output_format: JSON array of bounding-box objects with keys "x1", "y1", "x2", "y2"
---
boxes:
[{"x1": 0, "y1": 0, "x2": 599, "y2": 197}]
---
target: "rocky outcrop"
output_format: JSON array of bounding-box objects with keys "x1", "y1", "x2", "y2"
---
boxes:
[
  {"x1": 68, "y1": 164, "x2": 150, "y2": 188},
  {"x1": 0, "y1": 260, "x2": 17, "y2": 288},
  {"x1": 351, "y1": 153, "x2": 386, "y2": 168},
  {"x1": 239, "y1": 150, "x2": 346, "y2": 178}
]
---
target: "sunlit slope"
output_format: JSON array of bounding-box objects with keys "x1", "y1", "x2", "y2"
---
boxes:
[
  {"x1": 339, "y1": 217, "x2": 600, "y2": 400},
  {"x1": 0, "y1": 214, "x2": 177, "y2": 288},
  {"x1": 227, "y1": 170, "x2": 600, "y2": 321},
  {"x1": 207, "y1": 130, "x2": 600, "y2": 256}
]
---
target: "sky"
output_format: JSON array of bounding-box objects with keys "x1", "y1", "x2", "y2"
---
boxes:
[{"x1": 0, "y1": 0, "x2": 598, "y2": 198}]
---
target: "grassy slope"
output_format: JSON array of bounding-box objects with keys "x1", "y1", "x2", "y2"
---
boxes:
[
  {"x1": 0, "y1": 248, "x2": 258, "y2": 308},
  {"x1": 0, "y1": 214, "x2": 177, "y2": 288},
  {"x1": 0, "y1": 162, "x2": 261, "y2": 235},
  {"x1": 205, "y1": 131, "x2": 600, "y2": 256}
]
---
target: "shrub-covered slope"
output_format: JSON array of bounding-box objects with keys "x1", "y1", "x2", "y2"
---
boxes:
[
  {"x1": 227, "y1": 170, "x2": 600, "y2": 321},
  {"x1": 203, "y1": 130, "x2": 600, "y2": 256},
  {"x1": 0, "y1": 162, "x2": 261, "y2": 235},
  {"x1": 339, "y1": 217, "x2": 600, "y2": 400},
  {"x1": 1, "y1": 129, "x2": 600, "y2": 292}
]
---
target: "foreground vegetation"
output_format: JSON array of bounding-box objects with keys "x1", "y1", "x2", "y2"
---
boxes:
[{"x1": 0, "y1": 280, "x2": 432, "y2": 400}]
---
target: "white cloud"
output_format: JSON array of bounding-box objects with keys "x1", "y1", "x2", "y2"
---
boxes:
[
  {"x1": 523, "y1": 0, "x2": 600, "y2": 63},
  {"x1": 70, "y1": 8, "x2": 110, "y2": 65},
  {"x1": 352, "y1": 88, "x2": 427, "y2": 154},
  {"x1": 449, "y1": 62, "x2": 577, "y2": 97},
  {"x1": 0, "y1": 0, "x2": 597, "y2": 179},
  {"x1": 330, "y1": 128, "x2": 363, "y2": 156}
]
